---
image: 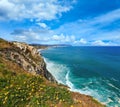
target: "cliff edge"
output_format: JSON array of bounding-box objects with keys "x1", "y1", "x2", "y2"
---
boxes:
[
  {"x1": 0, "y1": 38, "x2": 105, "y2": 107},
  {"x1": 0, "y1": 39, "x2": 56, "y2": 82}
]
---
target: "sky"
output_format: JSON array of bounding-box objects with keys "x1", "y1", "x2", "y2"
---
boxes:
[{"x1": 0, "y1": 0, "x2": 120, "y2": 46}]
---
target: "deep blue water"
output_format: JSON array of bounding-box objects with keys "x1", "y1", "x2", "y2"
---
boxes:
[{"x1": 41, "y1": 46, "x2": 120, "y2": 107}]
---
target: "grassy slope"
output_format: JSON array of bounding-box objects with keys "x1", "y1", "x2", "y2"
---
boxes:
[
  {"x1": 0, "y1": 58, "x2": 73, "y2": 107},
  {"x1": 0, "y1": 38, "x2": 105, "y2": 107}
]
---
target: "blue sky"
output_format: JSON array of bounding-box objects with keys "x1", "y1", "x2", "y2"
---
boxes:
[{"x1": 0, "y1": 0, "x2": 120, "y2": 46}]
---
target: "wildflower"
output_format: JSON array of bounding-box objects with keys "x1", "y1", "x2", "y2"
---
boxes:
[
  {"x1": 29, "y1": 93, "x2": 32, "y2": 95},
  {"x1": 4, "y1": 92, "x2": 9, "y2": 95},
  {"x1": 37, "y1": 100, "x2": 39, "y2": 105},
  {"x1": 18, "y1": 87, "x2": 21, "y2": 90},
  {"x1": 3, "y1": 101, "x2": 6, "y2": 104},
  {"x1": 10, "y1": 84, "x2": 13, "y2": 87},
  {"x1": 32, "y1": 89, "x2": 34, "y2": 92},
  {"x1": 5, "y1": 86, "x2": 9, "y2": 89},
  {"x1": 59, "y1": 99, "x2": 62, "y2": 102},
  {"x1": 40, "y1": 88, "x2": 43, "y2": 90},
  {"x1": 5, "y1": 96, "x2": 8, "y2": 100}
]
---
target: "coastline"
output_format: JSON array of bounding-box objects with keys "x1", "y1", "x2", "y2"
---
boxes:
[
  {"x1": 39, "y1": 47, "x2": 105, "y2": 106},
  {"x1": 40, "y1": 46, "x2": 120, "y2": 107},
  {"x1": 0, "y1": 38, "x2": 105, "y2": 107}
]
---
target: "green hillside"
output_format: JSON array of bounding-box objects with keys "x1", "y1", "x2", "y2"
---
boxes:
[{"x1": 0, "y1": 38, "x2": 105, "y2": 107}]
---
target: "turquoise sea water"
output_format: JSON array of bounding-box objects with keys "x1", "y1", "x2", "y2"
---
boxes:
[{"x1": 41, "y1": 46, "x2": 120, "y2": 107}]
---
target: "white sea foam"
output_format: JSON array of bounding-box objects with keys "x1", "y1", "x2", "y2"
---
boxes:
[
  {"x1": 66, "y1": 78, "x2": 120, "y2": 107},
  {"x1": 44, "y1": 58, "x2": 104, "y2": 100},
  {"x1": 65, "y1": 70, "x2": 75, "y2": 89},
  {"x1": 38, "y1": 49, "x2": 43, "y2": 52},
  {"x1": 43, "y1": 57, "x2": 120, "y2": 107},
  {"x1": 43, "y1": 57, "x2": 68, "y2": 84},
  {"x1": 108, "y1": 83, "x2": 120, "y2": 91}
]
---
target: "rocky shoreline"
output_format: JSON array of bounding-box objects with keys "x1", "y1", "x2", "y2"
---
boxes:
[
  {"x1": 0, "y1": 40, "x2": 56, "y2": 82},
  {"x1": 0, "y1": 38, "x2": 105, "y2": 107}
]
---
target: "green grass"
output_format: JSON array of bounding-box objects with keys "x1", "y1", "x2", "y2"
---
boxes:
[
  {"x1": 0, "y1": 38, "x2": 105, "y2": 107},
  {"x1": 0, "y1": 63, "x2": 73, "y2": 107}
]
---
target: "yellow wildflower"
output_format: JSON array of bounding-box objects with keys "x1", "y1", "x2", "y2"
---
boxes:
[
  {"x1": 5, "y1": 97, "x2": 8, "y2": 100},
  {"x1": 29, "y1": 93, "x2": 32, "y2": 95},
  {"x1": 10, "y1": 84, "x2": 13, "y2": 87},
  {"x1": 5, "y1": 86, "x2": 8, "y2": 89},
  {"x1": 18, "y1": 87, "x2": 21, "y2": 90},
  {"x1": 4, "y1": 92, "x2": 9, "y2": 95},
  {"x1": 37, "y1": 100, "x2": 39, "y2": 105},
  {"x1": 3, "y1": 101, "x2": 6, "y2": 104},
  {"x1": 59, "y1": 99, "x2": 62, "y2": 102}
]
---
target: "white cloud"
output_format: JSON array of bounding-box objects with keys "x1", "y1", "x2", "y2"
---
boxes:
[
  {"x1": 12, "y1": 29, "x2": 52, "y2": 43},
  {"x1": 92, "y1": 40, "x2": 107, "y2": 46},
  {"x1": 56, "y1": 8, "x2": 120, "y2": 34},
  {"x1": 74, "y1": 38, "x2": 87, "y2": 44},
  {"x1": 15, "y1": 35, "x2": 27, "y2": 41},
  {"x1": 12, "y1": 29, "x2": 76, "y2": 44},
  {"x1": 55, "y1": 8, "x2": 120, "y2": 46},
  {"x1": 52, "y1": 34, "x2": 75, "y2": 43},
  {"x1": 93, "y1": 8, "x2": 120, "y2": 24},
  {"x1": 52, "y1": 35, "x2": 63, "y2": 41},
  {"x1": 37, "y1": 23, "x2": 47, "y2": 28},
  {"x1": 11, "y1": 27, "x2": 119, "y2": 46},
  {"x1": 79, "y1": 38, "x2": 87, "y2": 44},
  {"x1": 0, "y1": 0, "x2": 73, "y2": 21},
  {"x1": 9, "y1": 8, "x2": 120, "y2": 45},
  {"x1": 91, "y1": 40, "x2": 117, "y2": 46}
]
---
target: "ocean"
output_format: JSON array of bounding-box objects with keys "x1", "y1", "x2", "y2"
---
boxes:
[{"x1": 41, "y1": 46, "x2": 120, "y2": 107}]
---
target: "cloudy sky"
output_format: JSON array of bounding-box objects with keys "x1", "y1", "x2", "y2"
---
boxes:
[{"x1": 0, "y1": 0, "x2": 120, "y2": 46}]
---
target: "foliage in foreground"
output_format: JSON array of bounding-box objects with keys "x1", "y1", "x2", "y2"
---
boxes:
[{"x1": 0, "y1": 63, "x2": 73, "y2": 107}]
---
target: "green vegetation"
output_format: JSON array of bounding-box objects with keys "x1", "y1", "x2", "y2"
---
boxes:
[
  {"x1": 0, "y1": 62, "x2": 73, "y2": 107},
  {"x1": 0, "y1": 38, "x2": 105, "y2": 107}
]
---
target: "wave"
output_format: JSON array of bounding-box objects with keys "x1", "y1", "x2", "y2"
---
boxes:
[
  {"x1": 43, "y1": 57, "x2": 101, "y2": 96},
  {"x1": 43, "y1": 57, "x2": 68, "y2": 84},
  {"x1": 43, "y1": 57, "x2": 120, "y2": 107}
]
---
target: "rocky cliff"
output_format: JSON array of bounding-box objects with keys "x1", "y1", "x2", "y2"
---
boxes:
[
  {"x1": 0, "y1": 39, "x2": 56, "y2": 82},
  {"x1": 0, "y1": 38, "x2": 105, "y2": 107}
]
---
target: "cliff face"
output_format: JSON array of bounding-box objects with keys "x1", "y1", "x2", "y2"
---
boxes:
[
  {"x1": 0, "y1": 40, "x2": 56, "y2": 82},
  {"x1": 0, "y1": 38, "x2": 105, "y2": 107}
]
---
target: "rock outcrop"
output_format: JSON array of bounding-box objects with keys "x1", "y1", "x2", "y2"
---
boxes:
[
  {"x1": 0, "y1": 38, "x2": 105, "y2": 107},
  {"x1": 0, "y1": 40, "x2": 56, "y2": 82}
]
